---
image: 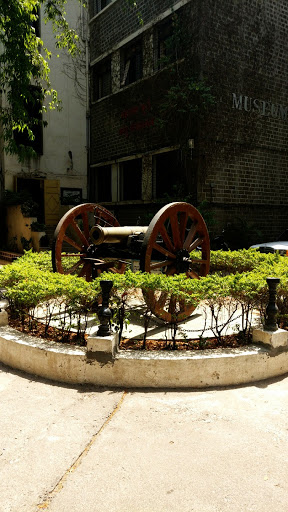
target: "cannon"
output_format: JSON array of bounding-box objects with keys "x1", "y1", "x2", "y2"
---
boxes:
[{"x1": 52, "y1": 202, "x2": 210, "y2": 322}]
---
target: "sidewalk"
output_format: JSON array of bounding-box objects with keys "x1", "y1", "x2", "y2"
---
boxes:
[{"x1": 1, "y1": 362, "x2": 288, "y2": 512}]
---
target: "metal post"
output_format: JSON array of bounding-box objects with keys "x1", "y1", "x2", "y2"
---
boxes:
[
  {"x1": 264, "y1": 277, "x2": 280, "y2": 331},
  {"x1": 97, "y1": 280, "x2": 113, "y2": 336}
]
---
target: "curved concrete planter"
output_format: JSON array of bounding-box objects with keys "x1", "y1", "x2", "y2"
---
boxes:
[{"x1": 0, "y1": 326, "x2": 288, "y2": 388}]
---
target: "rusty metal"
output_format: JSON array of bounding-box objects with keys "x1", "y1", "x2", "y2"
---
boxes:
[{"x1": 52, "y1": 201, "x2": 210, "y2": 322}]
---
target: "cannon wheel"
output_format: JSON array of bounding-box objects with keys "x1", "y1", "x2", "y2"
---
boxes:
[
  {"x1": 140, "y1": 202, "x2": 210, "y2": 322},
  {"x1": 52, "y1": 203, "x2": 125, "y2": 281}
]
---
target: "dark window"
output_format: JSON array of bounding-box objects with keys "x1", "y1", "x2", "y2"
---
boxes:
[
  {"x1": 155, "y1": 16, "x2": 183, "y2": 69},
  {"x1": 91, "y1": 166, "x2": 112, "y2": 202},
  {"x1": 120, "y1": 159, "x2": 142, "y2": 200},
  {"x1": 92, "y1": 58, "x2": 111, "y2": 101},
  {"x1": 16, "y1": 178, "x2": 44, "y2": 221},
  {"x1": 157, "y1": 20, "x2": 173, "y2": 68},
  {"x1": 121, "y1": 41, "x2": 143, "y2": 87},
  {"x1": 92, "y1": 0, "x2": 112, "y2": 17},
  {"x1": 153, "y1": 150, "x2": 186, "y2": 199},
  {"x1": 14, "y1": 86, "x2": 43, "y2": 155}
]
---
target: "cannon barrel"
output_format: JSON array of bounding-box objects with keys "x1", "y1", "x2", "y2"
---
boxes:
[
  {"x1": 90, "y1": 225, "x2": 148, "y2": 245},
  {"x1": 52, "y1": 202, "x2": 210, "y2": 323}
]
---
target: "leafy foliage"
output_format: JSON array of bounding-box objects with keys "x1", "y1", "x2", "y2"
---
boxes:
[
  {"x1": 0, "y1": 0, "x2": 140, "y2": 159},
  {"x1": 1, "y1": 249, "x2": 288, "y2": 345},
  {"x1": 0, "y1": 0, "x2": 76, "y2": 158},
  {"x1": 0, "y1": 251, "x2": 98, "y2": 341}
]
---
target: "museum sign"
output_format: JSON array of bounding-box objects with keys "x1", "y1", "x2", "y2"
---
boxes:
[{"x1": 232, "y1": 93, "x2": 287, "y2": 121}]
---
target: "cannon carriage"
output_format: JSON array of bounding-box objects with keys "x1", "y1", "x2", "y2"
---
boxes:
[{"x1": 52, "y1": 202, "x2": 210, "y2": 322}]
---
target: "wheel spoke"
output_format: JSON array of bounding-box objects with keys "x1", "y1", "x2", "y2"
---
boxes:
[
  {"x1": 166, "y1": 265, "x2": 176, "y2": 276},
  {"x1": 109, "y1": 266, "x2": 126, "y2": 274},
  {"x1": 158, "y1": 224, "x2": 175, "y2": 253},
  {"x1": 178, "y1": 212, "x2": 189, "y2": 245},
  {"x1": 61, "y1": 253, "x2": 85, "y2": 257},
  {"x1": 70, "y1": 219, "x2": 89, "y2": 247},
  {"x1": 190, "y1": 258, "x2": 208, "y2": 264},
  {"x1": 170, "y1": 213, "x2": 181, "y2": 250},
  {"x1": 79, "y1": 262, "x2": 92, "y2": 279},
  {"x1": 150, "y1": 259, "x2": 174, "y2": 270},
  {"x1": 91, "y1": 261, "x2": 117, "y2": 271},
  {"x1": 65, "y1": 260, "x2": 83, "y2": 274},
  {"x1": 188, "y1": 237, "x2": 204, "y2": 253},
  {"x1": 82, "y1": 211, "x2": 90, "y2": 240},
  {"x1": 63, "y1": 235, "x2": 82, "y2": 252},
  {"x1": 152, "y1": 242, "x2": 176, "y2": 260},
  {"x1": 187, "y1": 269, "x2": 199, "y2": 279},
  {"x1": 183, "y1": 222, "x2": 198, "y2": 250}
]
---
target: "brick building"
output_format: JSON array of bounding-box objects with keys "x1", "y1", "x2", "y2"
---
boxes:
[{"x1": 88, "y1": 0, "x2": 288, "y2": 244}]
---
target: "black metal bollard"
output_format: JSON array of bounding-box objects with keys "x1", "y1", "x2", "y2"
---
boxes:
[
  {"x1": 97, "y1": 280, "x2": 113, "y2": 336},
  {"x1": 264, "y1": 277, "x2": 280, "y2": 331}
]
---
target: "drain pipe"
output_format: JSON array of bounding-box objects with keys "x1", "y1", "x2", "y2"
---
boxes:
[{"x1": 81, "y1": 1, "x2": 90, "y2": 201}]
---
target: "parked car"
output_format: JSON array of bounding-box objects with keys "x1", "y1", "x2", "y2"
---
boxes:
[{"x1": 250, "y1": 229, "x2": 288, "y2": 256}]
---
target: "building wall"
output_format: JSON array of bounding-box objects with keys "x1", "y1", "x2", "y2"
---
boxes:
[
  {"x1": 89, "y1": 0, "x2": 288, "y2": 241},
  {"x1": 89, "y1": 0, "x2": 189, "y2": 61},
  {"x1": 2, "y1": 0, "x2": 88, "y2": 228},
  {"x1": 196, "y1": 0, "x2": 288, "y2": 239}
]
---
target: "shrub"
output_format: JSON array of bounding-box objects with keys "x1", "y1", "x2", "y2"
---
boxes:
[{"x1": 1, "y1": 249, "x2": 288, "y2": 345}]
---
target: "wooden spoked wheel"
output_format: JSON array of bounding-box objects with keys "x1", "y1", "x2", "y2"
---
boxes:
[
  {"x1": 52, "y1": 203, "x2": 124, "y2": 281},
  {"x1": 140, "y1": 202, "x2": 210, "y2": 322}
]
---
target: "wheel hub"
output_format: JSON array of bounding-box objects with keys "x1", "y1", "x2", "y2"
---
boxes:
[
  {"x1": 85, "y1": 244, "x2": 98, "y2": 258},
  {"x1": 175, "y1": 249, "x2": 192, "y2": 273}
]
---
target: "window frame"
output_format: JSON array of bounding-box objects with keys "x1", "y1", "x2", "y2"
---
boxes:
[
  {"x1": 92, "y1": 57, "x2": 112, "y2": 101},
  {"x1": 152, "y1": 149, "x2": 186, "y2": 199},
  {"x1": 121, "y1": 39, "x2": 143, "y2": 87},
  {"x1": 154, "y1": 15, "x2": 183, "y2": 71},
  {"x1": 92, "y1": 0, "x2": 113, "y2": 18},
  {"x1": 90, "y1": 159, "x2": 143, "y2": 203},
  {"x1": 119, "y1": 159, "x2": 142, "y2": 201}
]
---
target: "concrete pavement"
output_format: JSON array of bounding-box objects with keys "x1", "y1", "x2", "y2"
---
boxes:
[{"x1": 1, "y1": 362, "x2": 288, "y2": 512}]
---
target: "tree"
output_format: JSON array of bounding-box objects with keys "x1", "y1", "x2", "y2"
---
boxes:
[
  {"x1": 0, "y1": 0, "x2": 82, "y2": 159},
  {"x1": 0, "y1": 0, "x2": 140, "y2": 160}
]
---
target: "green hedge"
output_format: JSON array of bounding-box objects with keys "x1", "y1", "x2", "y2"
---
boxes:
[{"x1": 0, "y1": 249, "x2": 287, "y2": 344}]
